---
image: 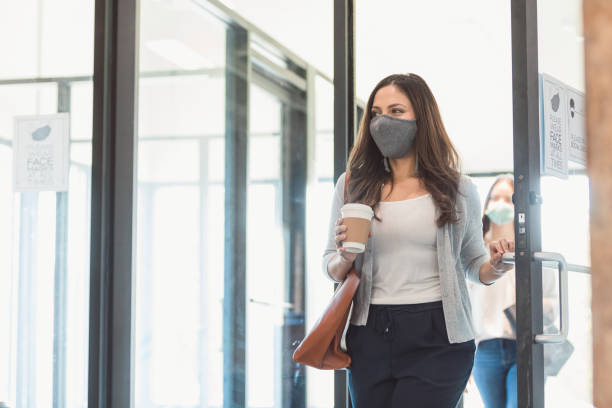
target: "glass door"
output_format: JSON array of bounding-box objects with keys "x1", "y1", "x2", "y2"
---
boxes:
[
  {"x1": 511, "y1": 0, "x2": 592, "y2": 406},
  {"x1": 538, "y1": 0, "x2": 592, "y2": 405},
  {"x1": 245, "y1": 61, "x2": 308, "y2": 407},
  {"x1": 245, "y1": 80, "x2": 286, "y2": 408},
  {"x1": 134, "y1": 1, "x2": 228, "y2": 406}
]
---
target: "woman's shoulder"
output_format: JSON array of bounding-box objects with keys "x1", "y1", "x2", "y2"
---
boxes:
[
  {"x1": 335, "y1": 171, "x2": 348, "y2": 190},
  {"x1": 331, "y1": 171, "x2": 348, "y2": 199},
  {"x1": 455, "y1": 174, "x2": 482, "y2": 218}
]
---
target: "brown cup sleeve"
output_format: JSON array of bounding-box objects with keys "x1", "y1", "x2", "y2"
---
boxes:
[{"x1": 343, "y1": 218, "x2": 371, "y2": 245}]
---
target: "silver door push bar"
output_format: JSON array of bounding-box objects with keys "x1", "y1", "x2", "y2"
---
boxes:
[{"x1": 501, "y1": 251, "x2": 569, "y2": 344}]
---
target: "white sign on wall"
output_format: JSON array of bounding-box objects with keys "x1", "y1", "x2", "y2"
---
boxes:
[
  {"x1": 539, "y1": 74, "x2": 587, "y2": 179},
  {"x1": 13, "y1": 113, "x2": 70, "y2": 192},
  {"x1": 540, "y1": 74, "x2": 569, "y2": 179},
  {"x1": 566, "y1": 86, "x2": 586, "y2": 166}
]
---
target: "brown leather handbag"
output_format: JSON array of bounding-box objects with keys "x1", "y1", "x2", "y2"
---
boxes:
[{"x1": 292, "y1": 173, "x2": 360, "y2": 370}]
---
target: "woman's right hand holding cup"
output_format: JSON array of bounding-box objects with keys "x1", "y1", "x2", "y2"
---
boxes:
[
  {"x1": 335, "y1": 217, "x2": 373, "y2": 264},
  {"x1": 335, "y1": 218, "x2": 359, "y2": 264}
]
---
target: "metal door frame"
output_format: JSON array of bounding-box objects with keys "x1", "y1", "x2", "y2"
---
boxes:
[
  {"x1": 511, "y1": 0, "x2": 546, "y2": 406},
  {"x1": 333, "y1": 0, "x2": 355, "y2": 407}
]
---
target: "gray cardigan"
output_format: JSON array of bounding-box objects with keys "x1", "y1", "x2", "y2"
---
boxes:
[{"x1": 323, "y1": 173, "x2": 490, "y2": 344}]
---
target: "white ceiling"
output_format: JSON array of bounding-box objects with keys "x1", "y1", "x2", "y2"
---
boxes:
[{"x1": 219, "y1": 0, "x2": 584, "y2": 173}]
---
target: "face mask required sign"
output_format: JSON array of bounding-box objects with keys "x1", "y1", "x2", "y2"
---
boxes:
[
  {"x1": 13, "y1": 113, "x2": 70, "y2": 192},
  {"x1": 539, "y1": 73, "x2": 586, "y2": 180}
]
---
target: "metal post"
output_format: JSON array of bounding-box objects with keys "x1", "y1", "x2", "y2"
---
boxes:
[
  {"x1": 334, "y1": 0, "x2": 356, "y2": 183},
  {"x1": 89, "y1": 0, "x2": 139, "y2": 406},
  {"x1": 334, "y1": 0, "x2": 355, "y2": 407},
  {"x1": 223, "y1": 23, "x2": 249, "y2": 408},
  {"x1": 281, "y1": 90, "x2": 308, "y2": 408},
  {"x1": 53, "y1": 80, "x2": 70, "y2": 408},
  {"x1": 510, "y1": 0, "x2": 545, "y2": 406}
]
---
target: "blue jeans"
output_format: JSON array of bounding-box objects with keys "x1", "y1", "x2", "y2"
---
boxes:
[{"x1": 472, "y1": 338, "x2": 517, "y2": 408}]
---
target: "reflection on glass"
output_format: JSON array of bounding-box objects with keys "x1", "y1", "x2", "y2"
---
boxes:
[
  {"x1": 246, "y1": 83, "x2": 284, "y2": 407},
  {"x1": 134, "y1": 1, "x2": 227, "y2": 407},
  {"x1": 541, "y1": 176, "x2": 592, "y2": 406},
  {"x1": 0, "y1": 1, "x2": 94, "y2": 79},
  {"x1": 135, "y1": 3, "x2": 336, "y2": 407},
  {"x1": 0, "y1": 107, "x2": 92, "y2": 407},
  {"x1": 0, "y1": 1, "x2": 93, "y2": 401},
  {"x1": 305, "y1": 75, "x2": 335, "y2": 408},
  {"x1": 538, "y1": 0, "x2": 591, "y2": 404}
]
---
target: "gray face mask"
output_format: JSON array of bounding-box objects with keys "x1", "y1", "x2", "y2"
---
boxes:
[{"x1": 369, "y1": 114, "x2": 417, "y2": 159}]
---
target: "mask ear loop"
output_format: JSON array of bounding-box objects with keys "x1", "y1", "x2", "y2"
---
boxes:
[
  {"x1": 414, "y1": 152, "x2": 419, "y2": 176},
  {"x1": 384, "y1": 157, "x2": 391, "y2": 172}
]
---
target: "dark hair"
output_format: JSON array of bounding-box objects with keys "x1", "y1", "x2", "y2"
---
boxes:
[
  {"x1": 347, "y1": 73, "x2": 461, "y2": 227},
  {"x1": 482, "y1": 175, "x2": 514, "y2": 237}
]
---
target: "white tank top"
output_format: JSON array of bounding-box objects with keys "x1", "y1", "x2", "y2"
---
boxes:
[{"x1": 370, "y1": 193, "x2": 442, "y2": 304}]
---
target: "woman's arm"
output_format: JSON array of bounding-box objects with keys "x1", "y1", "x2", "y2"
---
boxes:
[
  {"x1": 478, "y1": 258, "x2": 511, "y2": 285},
  {"x1": 459, "y1": 178, "x2": 493, "y2": 284},
  {"x1": 327, "y1": 252, "x2": 355, "y2": 282},
  {"x1": 322, "y1": 173, "x2": 351, "y2": 282},
  {"x1": 460, "y1": 177, "x2": 514, "y2": 285},
  {"x1": 477, "y1": 237, "x2": 514, "y2": 284}
]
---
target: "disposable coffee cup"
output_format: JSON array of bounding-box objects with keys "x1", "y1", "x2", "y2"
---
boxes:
[{"x1": 340, "y1": 203, "x2": 374, "y2": 253}]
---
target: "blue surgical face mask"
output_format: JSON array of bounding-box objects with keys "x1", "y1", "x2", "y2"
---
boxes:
[
  {"x1": 369, "y1": 114, "x2": 417, "y2": 159},
  {"x1": 485, "y1": 201, "x2": 514, "y2": 226}
]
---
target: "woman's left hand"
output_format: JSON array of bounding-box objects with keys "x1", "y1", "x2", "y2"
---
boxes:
[{"x1": 488, "y1": 238, "x2": 515, "y2": 274}]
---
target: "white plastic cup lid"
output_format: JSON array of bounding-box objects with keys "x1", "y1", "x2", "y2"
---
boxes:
[{"x1": 341, "y1": 203, "x2": 374, "y2": 220}]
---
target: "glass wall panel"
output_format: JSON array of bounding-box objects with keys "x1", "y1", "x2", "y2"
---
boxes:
[
  {"x1": 0, "y1": 2, "x2": 94, "y2": 407},
  {"x1": 134, "y1": 1, "x2": 227, "y2": 406},
  {"x1": 135, "y1": 3, "x2": 334, "y2": 407},
  {"x1": 304, "y1": 75, "x2": 335, "y2": 408},
  {"x1": 0, "y1": 1, "x2": 94, "y2": 80},
  {"x1": 245, "y1": 82, "x2": 284, "y2": 407}
]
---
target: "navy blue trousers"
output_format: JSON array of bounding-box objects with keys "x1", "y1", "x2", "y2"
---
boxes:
[{"x1": 346, "y1": 301, "x2": 475, "y2": 408}]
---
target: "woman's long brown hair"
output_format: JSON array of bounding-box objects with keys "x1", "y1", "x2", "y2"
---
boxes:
[{"x1": 347, "y1": 73, "x2": 461, "y2": 227}]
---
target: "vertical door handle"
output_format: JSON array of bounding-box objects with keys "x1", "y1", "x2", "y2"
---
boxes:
[
  {"x1": 500, "y1": 251, "x2": 569, "y2": 344},
  {"x1": 532, "y1": 252, "x2": 569, "y2": 344}
]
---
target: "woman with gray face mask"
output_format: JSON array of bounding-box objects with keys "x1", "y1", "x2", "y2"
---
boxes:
[{"x1": 322, "y1": 73, "x2": 513, "y2": 408}]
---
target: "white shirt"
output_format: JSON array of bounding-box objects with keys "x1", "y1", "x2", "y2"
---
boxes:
[
  {"x1": 470, "y1": 265, "x2": 559, "y2": 344},
  {"x1": 469, "y1": 268, "x2": 516, "y2": 344},
  {"x1": 370, "y1": 194, "x2": 442, "y2": 304}
]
